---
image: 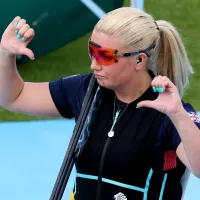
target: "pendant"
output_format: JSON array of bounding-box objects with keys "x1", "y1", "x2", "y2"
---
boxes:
[{"x1": 108, "y1": 131, "x2": 114, "y2": 137}]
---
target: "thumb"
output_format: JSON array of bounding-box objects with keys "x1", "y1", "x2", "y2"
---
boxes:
[
  {"x1": 19, "y1": 47, "x2": 35, "y2": 60},
  {"x1": 137, "y1": 100, "x2": 157, "y2": 109}
]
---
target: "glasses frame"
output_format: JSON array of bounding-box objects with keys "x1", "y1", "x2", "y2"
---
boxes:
[{"x1": 88, "y1": 38, "x2": 156, "y2": 65}]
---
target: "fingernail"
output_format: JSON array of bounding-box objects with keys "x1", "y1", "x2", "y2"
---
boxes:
[
  {"x1": 157, "y1": 87, "x2": 164, "y2": 93},
  {"x1": 159, "y1": 87, "x2": 164, "y2": 92},
  {"x1": 152, "y1": 87, "x2": 157, "y2": 92},
  {"x1": 156, "y1": 87, "x2": 161, "y2": 92},
  {"x1": 136, "y1": 106, "x2": 142, "y2": 108},
  {"x1": 17, "y1": 35, "x2": 21, "y2": 39},
  {"x1": 22, "y1": 37, "x2": 26, "y2": 42},
  {"x1": 15, "y1": 30, "x2": 19, "y2": 35},
  {"x1": 14, "y1": 22, "x2": 18, "y2": 27}
]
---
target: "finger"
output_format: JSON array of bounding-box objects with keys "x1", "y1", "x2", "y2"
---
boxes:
[
  {"x1": 154, "y1": 75, "x2": 163, "y2": 86},
  {"x1": 18, "y1": 24, "x2": 30, "y2": 37},
  {"x1": 154, "y1": 76, "x2": 168, "y2": 89},
  {"x1": 19, "y1": 47, "x2": 35, "y2": 60},
  {"x1": 15, "y1": 19, "x2": 26, "y2": 31},
  {"x1": 8, "y1": 16, "x2": 21, "y2": 30},
  {"x1": 160, "y1": 77, "x2": 170, "y2": 89},
  {"x1": 161, "y1": 78, "x2": 176, "y2": 91},
  {"x1": 137, "y1": 100, "x2": 157, "y2": 109},
  {"x1": 151, "y1": 75, "x2": 163, "y2": 92},
  {"x1": 154, "y1": 76, "x2": 171, "y2": 92},
  {"x1": 156, "y1": 76, "x2": 175, "y2": 88},
  {"x1": 23, "y1": 28, "x2": 35, "y2": 41},
  {"x1": 137, "y1": 100, "x2": 166, "y2": 113}
]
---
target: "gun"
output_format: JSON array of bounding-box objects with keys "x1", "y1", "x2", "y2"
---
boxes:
[{"x1": 50, "y1": 74, "x2": 98, "y2": 200}]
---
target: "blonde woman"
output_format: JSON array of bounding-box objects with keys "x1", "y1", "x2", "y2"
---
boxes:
[{"x1": 0, "y1": 7, "x2": 200, "y2": 200}]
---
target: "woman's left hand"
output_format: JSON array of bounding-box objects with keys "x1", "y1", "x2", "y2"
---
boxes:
[{"x1": 137, "y1": 75, "x2": 184, "y2": 115}]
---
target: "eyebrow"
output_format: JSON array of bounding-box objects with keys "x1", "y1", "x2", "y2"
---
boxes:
[
  {"x1": 89, "y1": 40, "x2": 102, "y2": 48},
  {"x1": 89, "y1": 37, "x2": 118, "y2": 50}
]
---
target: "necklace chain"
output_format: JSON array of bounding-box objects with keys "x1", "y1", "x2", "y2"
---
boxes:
[
  {"x1": 110, "y1": 96, "x2": 129, "y2": 131},
  {"x1": 108, "y1": 89, "x2": 144, "y2": 137}
]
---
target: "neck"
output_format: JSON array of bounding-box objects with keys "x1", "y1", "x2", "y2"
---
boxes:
[{"x1": 114, "y1": 71, "x2": 152, "y2": 103}]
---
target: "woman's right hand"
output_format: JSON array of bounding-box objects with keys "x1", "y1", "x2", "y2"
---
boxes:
[{"x1": 0, "y1": 16, "x2": 35, "y2": 60}]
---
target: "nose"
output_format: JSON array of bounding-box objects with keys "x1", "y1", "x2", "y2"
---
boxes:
[{"x1": 90, "y1": 58, "x2": 102, "y2": 71}]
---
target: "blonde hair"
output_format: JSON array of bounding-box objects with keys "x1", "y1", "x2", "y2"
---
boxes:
[{"x1": 94, "y1": 7, "x2": 194, "y2": 97}]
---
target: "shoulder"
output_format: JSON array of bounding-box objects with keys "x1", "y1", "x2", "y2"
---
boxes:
[
  {"x1": 49, "y1": 73, "x2": 93, "y2": 118},
  {"x1": 182, "y1": 101, "x2": 196, "y2": 111},
  {"x1": 182, "y1": 101, "x2": 200, "y2": 124},
  {"x1": 61, "y1": 73, "x2": 92, "y2": 90},
  {"x1": 49, "y1": 73, "x2": 92, "y2": 98},
  {"x1": 51, "y1": 73, "x2": 92, "y2": 85},
  {"x1": 158, "y1": 101, "x2": 200, "y2": 150},
  {"x1": 161, "y1": 101, "x2": 199, "y2": 128},
  {"x1": 61, "y1": 73, "x2": 93, "y2": 101},
  {"x1": 62, "y1": 73, "x2": 92, "y2": 83}
]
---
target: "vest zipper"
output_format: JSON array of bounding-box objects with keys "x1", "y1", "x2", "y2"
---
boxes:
[
  {"x1": 96, "y1": 137, "x2": 111, "y2": 200},
  {"x1": 96, "y1": 109, "x2": 120, "y2": 200}
]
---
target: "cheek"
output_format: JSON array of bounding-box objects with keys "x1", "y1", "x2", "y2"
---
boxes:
[
  {"x1": 103, "y1": 66, "x2": 119, "y2": 81},
  {"x1": 108, "y1": 61, "x2": 132, "y2": 80},
  {"x1": 100, "y1": 60, "x2": 132, "y2": 87}
]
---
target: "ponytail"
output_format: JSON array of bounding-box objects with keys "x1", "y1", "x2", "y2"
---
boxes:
[
  {"x1": 94, "y1": 7, "x2": 193, "y2": 98},
  {"x1": 155, "y1": 20, "x2": 194, "y2": 97}
]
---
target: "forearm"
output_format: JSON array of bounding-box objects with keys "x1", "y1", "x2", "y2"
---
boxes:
[
  {"x1": 0, "y1": 44, "x2": 24, "y2": 106},
  {"x1": 169, "y1": 109, "x2": 200, "y2": 176}
]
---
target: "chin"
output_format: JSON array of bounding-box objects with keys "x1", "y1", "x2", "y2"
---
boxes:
[
  {"x1": 97, "y1": 79, "x2": 106, "y2": 87},
  {"x1": 97, "y1": 79, "x2": 114, "y2": 90}
]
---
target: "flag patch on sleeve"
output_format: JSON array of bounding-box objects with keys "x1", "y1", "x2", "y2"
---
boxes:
[{"x1": 188, "y1": 112, "x2": 200, "y2": 123}]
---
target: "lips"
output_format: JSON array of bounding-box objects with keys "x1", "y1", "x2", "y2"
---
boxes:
[{"x1": 95, "y1": 74, "x2": 105, "y2": 78}]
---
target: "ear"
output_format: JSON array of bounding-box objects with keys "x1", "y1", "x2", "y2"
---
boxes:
[{"x1": 135, "y1": 53, "x2": 148, "y2": 70}]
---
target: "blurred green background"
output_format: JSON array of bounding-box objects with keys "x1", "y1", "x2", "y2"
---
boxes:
[{"x1": 0, "y1": 0, "x2": 200, "y2": 121}]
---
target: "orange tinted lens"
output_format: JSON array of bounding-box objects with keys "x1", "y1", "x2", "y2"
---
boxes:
[
  {"x1": 88, "y1": 45, "x2": 94, "y2": 60},
  {"x1": 89, "y1": 44, "x2": 117, "y2": 66}
]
